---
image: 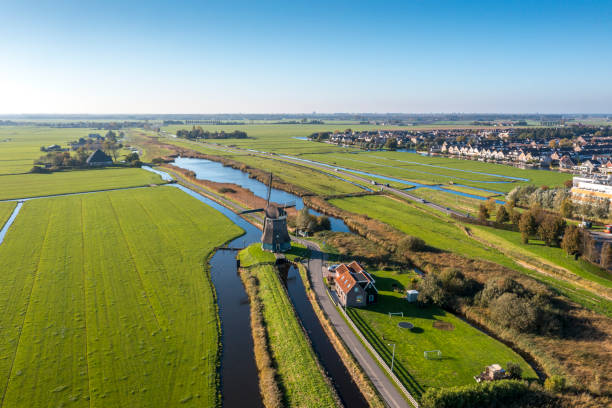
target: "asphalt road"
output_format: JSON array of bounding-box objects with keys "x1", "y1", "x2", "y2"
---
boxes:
[{"x1": 297, "y1": 239, "x2": 412, "y2": 408}]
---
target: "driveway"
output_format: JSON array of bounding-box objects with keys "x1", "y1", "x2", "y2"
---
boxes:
[{"x1": 297, "y1": 239, "x2": 413, "y2": 408}]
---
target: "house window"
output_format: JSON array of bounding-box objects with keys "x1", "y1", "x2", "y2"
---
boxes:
[
  {"x1": 368, "y1": 295, "x2": 374, "y2": 302},
  {"x1": 356, "y1": 295, "x2": 363, "y2": 303}
]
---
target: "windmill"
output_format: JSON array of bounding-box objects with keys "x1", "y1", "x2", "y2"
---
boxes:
[{"x1": 240, "y1": 173, "x2": 294, "y2": 252}]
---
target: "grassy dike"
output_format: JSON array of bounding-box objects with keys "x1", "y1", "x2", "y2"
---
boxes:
[{"x1": 238, "y1": 244, "x2": 340, "y2": 408}]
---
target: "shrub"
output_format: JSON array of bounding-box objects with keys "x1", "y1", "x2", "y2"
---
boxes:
[
  {"x1": 219, "y1": 187, "x2": 237, "y2": 194},
  {"x1": 544, "y1": 375, "x2": 566, "y2": 393},
  {"x1": 397, "y1": 235, "x2": 426, "y2": 253},
  {"x1": 421, "y1": 380, "x2": 531, "y2": 408},
  {"x1": 152, "y1": 157, "x2": 165, "y2": 165},
  {"x1": 601, "y1": 242, "x2": 612, "y2": 270},
  {"x1": 490, "y1": 293, "x2": 537, "y2": 333},
  {"x1": 29, "y1": 166, "x2": 51, "y2": 174},
  {"x1": 506, "y1": 362, "x2": 523, "y2": 379}
]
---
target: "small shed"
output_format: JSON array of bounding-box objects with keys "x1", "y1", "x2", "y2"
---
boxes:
[
  {"x1": 475, "y1": 364, "x2": 506, "y2": 382},
  {"x1": 406, "y1": 290, "x2": 419, "y2": 302}
]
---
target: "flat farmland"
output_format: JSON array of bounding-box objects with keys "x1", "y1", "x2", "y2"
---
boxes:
[
  {"x1": 0, "y1": 187, "x2": 242, "y2": 407},
  {"x1": 0, "y1": 168, "x2": 164, "y2": 200},
  {"x1": 0, "y1": 127, "x2": 101, "y2": 175},
  {"x1": 303, "y1": 152, "x2": 571, "y2": 192},
  {"x1": 0, "y1": 202, "x2": 16, "y2": 227}
]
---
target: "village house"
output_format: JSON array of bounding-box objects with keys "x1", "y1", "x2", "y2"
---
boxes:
[{"x1": 334, "y1": 261, "x2": 378, "y2": 308}]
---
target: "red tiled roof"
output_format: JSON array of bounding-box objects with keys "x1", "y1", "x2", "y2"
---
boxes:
[{"x1": 336, "y1": 268, "x2": 357, "y2": 294}]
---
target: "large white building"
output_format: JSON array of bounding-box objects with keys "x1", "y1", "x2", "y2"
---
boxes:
[{"x1": 571, "y1": 176, "x2": 612, "y2": 205}]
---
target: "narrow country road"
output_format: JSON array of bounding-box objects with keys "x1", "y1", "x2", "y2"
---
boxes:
[{"x1": 297, "y1": 239, "x2": 412, "y2": 408}]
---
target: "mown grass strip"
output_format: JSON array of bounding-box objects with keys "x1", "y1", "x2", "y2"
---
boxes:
[
  {"x1": 0, "y1": 187, "x2": 242, "y2": 407},
  {"x1": 239, "y1": 246, "x2": 339, "y2": 407}
]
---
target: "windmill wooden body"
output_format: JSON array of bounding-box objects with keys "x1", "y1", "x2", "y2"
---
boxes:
[{"x1": 240, "y1": 173, "x2": 294, "y2": 252}]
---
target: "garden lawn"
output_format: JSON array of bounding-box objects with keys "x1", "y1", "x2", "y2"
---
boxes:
[
  {"x1": 0, "y1": 168, "x2": 164, "y2": 200},
  {"x1": 348, "y1": 270, "x2": 537, "y2": 396},
  {"x1": 0, "y1": 186, "x2": 242, "y2": 407},
  {"x1": 239, "y1": 246, "x2": 338, "y2": 407}
]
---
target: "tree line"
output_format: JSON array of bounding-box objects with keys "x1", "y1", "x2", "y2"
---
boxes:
[{"x1": 175, "y1": 127, "x2": 247, "y2": 140}]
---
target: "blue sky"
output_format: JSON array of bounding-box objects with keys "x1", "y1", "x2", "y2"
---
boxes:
[{"x1": 1, "y1": 0, "x2": 611, "y2": 114}]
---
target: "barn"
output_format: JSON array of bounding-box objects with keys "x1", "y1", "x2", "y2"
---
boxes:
[{"x1": 86, "y1": 149, "x2": 113, "y2": 167}]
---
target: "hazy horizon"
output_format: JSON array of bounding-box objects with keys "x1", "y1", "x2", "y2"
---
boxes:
[{"x1": 2, "y1": 0, "x2": 611, "y2": 114}]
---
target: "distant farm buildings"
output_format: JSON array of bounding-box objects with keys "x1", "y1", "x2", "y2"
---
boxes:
[
  {"x1": 86, "y1": 149, "x2": 113, "y2": 167},
  {"x1": 333, "y1": 261, "x2": 378, "y2": 307}
]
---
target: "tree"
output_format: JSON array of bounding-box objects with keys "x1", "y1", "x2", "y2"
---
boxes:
[
  {"x1": 509, "y1": 209, "x2": 522, "y2": 225},
  {"x1": 417, "y1": 274, "x2": 446, "y2": 307},
  {"x1": 518, "y1": 212, "x2": 537, "y2": 244},
  {"x1": 582, "y1": 230, "x2": 598, "y2": 263},
  {"x1": 490, "y1": 292, "x2": 537, "y2": 332},
  {"x1": 506, "y1": 362, "x2": 522, "y2": 380},
  {"x1": 485, "y1": 197, "x2": 497, "y2": 215},
  {"x1": 478, "y1": 204, "x2": 489, "y2": 221},
  {"x1": 496, "y1": 206, "x2": 509, "y2": 223},
  {"x1": 600, "y1": 242, "x2": 612, "y2": 270},
  {"x1": 559, "y1": 198, "x2": 573, "y2": 218},
  {"x1": 296, "y1": 208, "x2": 312, "y2": 232},
  {"x1": 537, "y1": 215, "x2": 566, "y2": 246},
  {"x1": 561, "y1": 225, "x2": 582, "y2": 258}
]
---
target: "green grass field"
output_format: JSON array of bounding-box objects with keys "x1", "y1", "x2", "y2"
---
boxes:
[
  {"x1": 348, "y1": 270, "x2": 537, "y2": 396},
  {"x1": 0, "y1": 187, "x2": 242, "y2": 407},
  {"x1": 239, "y1": 246, "x2": 338, "y2": 407},
  {"x1": 410, "y1": 188, "x2": 485, "y2": 216},
  {"x1": 470, "y1": 225, "x2": 612, "y2": 289},
  {"x1": 0, "y1": 127, "x2": 103, "y2": 174},
  {"x1": 303, "y1": 151, "x2": 570, "y2": 193},
  {"x1": 329, "y1": 195, "x2": 507, "y2": 263},
  {"x1": 0, "y1": 202, "x2": 16, "y2": 228},
  {"x1": 0, "y1": 168, "x2": 164, "y2": 200}
]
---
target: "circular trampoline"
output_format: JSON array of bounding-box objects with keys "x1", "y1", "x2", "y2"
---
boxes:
[{"x1": 398, "y1": 322, "x2": 414, "y2": 329}]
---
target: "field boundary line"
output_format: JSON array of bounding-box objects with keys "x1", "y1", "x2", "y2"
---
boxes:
[
  {"x1": 0, "y1": 203, "x2": 53, "y2": 407},
  {"x1": 79, "y1": 198, "x2": 93, "y2": 407},
  {"x1": 336, "y1": 302, "x2": 420, "y2": 408},
  {"x1": 106, "y1": 194, "x2": 162, "y2": 329}
]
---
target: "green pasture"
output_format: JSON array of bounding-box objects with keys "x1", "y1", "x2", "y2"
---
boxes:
[
  {"x1": 470, "y1": 225, "x2": 612, "y2": 289},
  {"x1": 0, "y1": 168, "x2": 164, "y2": 200},
  {"x1": 0, "y1": 202, "x2": 16, "y2": 228},
  {"x1": 303, "y1": 151, "x2": 570, "y2": 193},
  {"x1": 239, "y1": 245, "x2": 339, "y2": 407},
  {"x1": 0, "y1": 187, "x2": 242, "y2": 407},
  {"x1": 348, "y1": 270, "x2": 537, "y2": 396},
  {"x1": 410, "y1": 188, "x2": 484, "y2": 216},
  {"x1": 0, "y1": 126, "x2": 102, "y2": 174},
  {"x1": 329, "y1": 195, "x2": 507, "y2": 264}
]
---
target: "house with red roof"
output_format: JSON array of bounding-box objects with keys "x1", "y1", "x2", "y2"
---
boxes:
[{"x1": 334, "y1": 261, "x2": 378, "y2": 308}]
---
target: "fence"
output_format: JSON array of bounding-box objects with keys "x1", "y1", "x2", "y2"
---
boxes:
[{"x1": 329, "y1": 288, "x2": 420, "y2": 408}]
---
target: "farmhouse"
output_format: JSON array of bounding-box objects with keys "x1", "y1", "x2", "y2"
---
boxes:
[
  {"x1": 86, "y1": 149, "x2": 113, "y2": 167},
  {"x1": 334, "y1": 261, "x2": 378, "y2": 307}
]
